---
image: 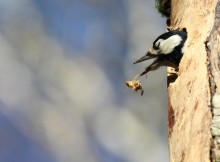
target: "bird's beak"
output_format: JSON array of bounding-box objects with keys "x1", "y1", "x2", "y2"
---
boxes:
[{"x1": 133, "y1": 51, "x2": 157, "y2": 64}]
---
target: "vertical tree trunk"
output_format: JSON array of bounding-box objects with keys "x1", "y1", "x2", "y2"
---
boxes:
[{"x1": 168, "y1": 0, "x2": 219, "y2": 162}]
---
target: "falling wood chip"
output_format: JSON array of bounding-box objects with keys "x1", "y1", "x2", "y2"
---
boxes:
[{"x1": 126, "y1": 76, "x2": 144, "y2": 95}]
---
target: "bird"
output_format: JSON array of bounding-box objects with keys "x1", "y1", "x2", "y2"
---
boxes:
[{"x1": 134, "y1": 29, "x2": 187, "y2": 76}]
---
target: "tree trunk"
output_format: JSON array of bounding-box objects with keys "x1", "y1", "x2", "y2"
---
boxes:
[{"x1": 168, "y1": 0, "x2": 220, "y2": 162}]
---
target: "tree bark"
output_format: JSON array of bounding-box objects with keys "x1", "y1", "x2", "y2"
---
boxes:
[{"x1": 168, "y1": 0, "x2": 219, "y2": 162}]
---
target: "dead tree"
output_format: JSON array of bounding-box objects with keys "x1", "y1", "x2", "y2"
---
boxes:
[{"x1": 168, "y1": 0, "x2": 220, "y2": 162}]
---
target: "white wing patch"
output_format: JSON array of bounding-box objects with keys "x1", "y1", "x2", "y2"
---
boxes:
[{"x1": 159, "y1": 35, "x2": 182, "y2": 54}]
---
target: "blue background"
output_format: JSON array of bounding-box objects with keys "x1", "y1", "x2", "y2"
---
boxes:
[{"x1": 0, "y1": 0, "x2": 168, "y2": 162}]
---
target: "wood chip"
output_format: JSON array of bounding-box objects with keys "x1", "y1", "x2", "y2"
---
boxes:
[{"x1": 126, "y1": 76, "x2": 144, "y2": 95}]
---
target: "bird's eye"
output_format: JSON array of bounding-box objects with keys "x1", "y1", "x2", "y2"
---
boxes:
[
  {"x1": 157, "y1": 42, "x2": 160, "y2": 49},
  {"x1": 154, "y1": 42, "x2": 160, "y2": 50}
]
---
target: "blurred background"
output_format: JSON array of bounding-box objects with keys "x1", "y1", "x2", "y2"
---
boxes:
[{"x1": 0, "y1": 0, "x2": 168, "y2": 162}]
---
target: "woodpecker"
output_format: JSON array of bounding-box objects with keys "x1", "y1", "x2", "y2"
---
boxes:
[{"x1": 134, "y1": 29, "x2": 187, "y2": 76}]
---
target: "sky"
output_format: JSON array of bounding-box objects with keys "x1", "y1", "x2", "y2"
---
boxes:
[{"x1": 0, "y1": 0, "x2": 169, "y2": 162}]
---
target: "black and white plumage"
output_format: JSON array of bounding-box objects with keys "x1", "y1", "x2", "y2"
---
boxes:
[{"x1": 134, "y1": 29, "x2": 187, "y2": 76}]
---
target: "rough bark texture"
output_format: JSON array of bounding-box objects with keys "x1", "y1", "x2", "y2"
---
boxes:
[
  {"x1": 206, "y1": 1, "x2": 220, "y2": 161},
  {"x1": 168, "y1": 0, "x2": 219, "y2": 162}
]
